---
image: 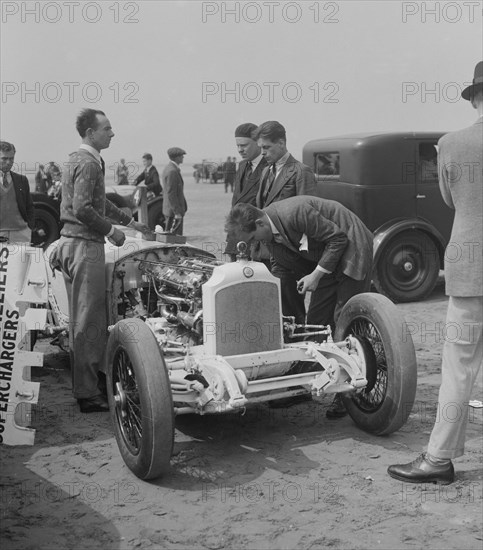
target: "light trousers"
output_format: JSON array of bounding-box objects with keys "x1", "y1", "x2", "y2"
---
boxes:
[{"x1": 428, "y1": 296, "x2": 483, "y2": 459}]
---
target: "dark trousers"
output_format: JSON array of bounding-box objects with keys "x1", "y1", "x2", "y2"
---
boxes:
[
  {"x1": 57, "y1": 237, "x2": 106, "y2": 399},
  {"x1": 271, "y1": 244, "x2": 372, "y2": 330}
]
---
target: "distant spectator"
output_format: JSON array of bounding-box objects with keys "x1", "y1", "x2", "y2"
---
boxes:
[
  {"x1": 0, "y1": 141, "x2": 34, "y2": 243},
  {"x1": 116, "y1": 158, "x2": 129, "y2": 185},
  {"x1": 47, "y1": 162, "x2": 62, "y2": 200},
  {"x1": 35, "y1": 164, "x2": 51, "y2": 193},
  {"x1": 135, "y1": 153, "x2": 161, "y2": 198},
  {"x1": 223, "y1": 156, "x2": 236, "y2": 193}
]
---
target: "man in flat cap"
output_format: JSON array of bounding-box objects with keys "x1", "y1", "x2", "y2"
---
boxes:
[
  {"x1": 162, "y1": 147, "x2": 187, "y2": 235},
  {"x1": 388, "y1": 61, "x2": 483, "y2": 485},
  {"x1": 224, "y1": 123, "x2": 267, "y2": 260}
]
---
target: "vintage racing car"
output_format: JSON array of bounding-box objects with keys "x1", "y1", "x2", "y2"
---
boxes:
[{"x1": 39, "y1": 230, "x2": 417, "y2": 480}]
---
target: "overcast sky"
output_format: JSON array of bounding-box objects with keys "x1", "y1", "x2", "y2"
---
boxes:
[{"x1": 1, "y1": 0, "x2": 482, "y2": 171}]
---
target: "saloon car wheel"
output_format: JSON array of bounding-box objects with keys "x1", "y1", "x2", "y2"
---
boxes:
[
  {"x1": 373, "y1": 231, "x2": 439, "y2": 302},
  {"x1": 32, "y1": 208, "x2": 59, "y2": 249},
  {"x1": 106, "y1": 318, "x2": 174, "y2": 480},
  {"x1": 147, "y1": 200, "x2": 166, "y2": 231},
  {"x1": 334, "y1": 293, "x2": 417, "y2": 435}
]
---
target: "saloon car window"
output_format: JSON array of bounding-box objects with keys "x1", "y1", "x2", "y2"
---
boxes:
[
  {"x1": 418, "y1": 142, "x2": 438, "y2": 182},
  {"x1": 315, "y1": 152, "x2": 340, "y2": 177}
]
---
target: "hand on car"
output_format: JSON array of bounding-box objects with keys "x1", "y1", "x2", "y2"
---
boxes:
[
  {"x1": 297, "y1": 270, "x2": 324, "y2": 294},
  {"x1": 108, "y1": 227, "x2": 126, "y2": 247},
  {"x1": 127, "y1": 220, "x2": 156, "y2": 240}
]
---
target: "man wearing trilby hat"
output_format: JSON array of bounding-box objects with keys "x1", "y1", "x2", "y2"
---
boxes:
[{"x1": 388, "y1": 61, "x2": 483, "y2": 485}]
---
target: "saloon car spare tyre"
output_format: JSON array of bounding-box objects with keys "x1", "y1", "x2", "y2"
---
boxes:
[
  {"x1": 32, "y1": 208, "x2": 59, "y2": 248},
  {"x1": 106, "y1": 318, "x2": 174, "y2": 480},
  {"x1": 334, "y1": 293, "x2": 417, "y2": 435},
  {"x1": 373, "y1": 230, "x2": 439, "y2": 302}
]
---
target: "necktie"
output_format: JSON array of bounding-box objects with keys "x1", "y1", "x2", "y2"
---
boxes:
[
  {"x1": 100, "y1": 157, "x2": 106, "y2": 176},
  {"x1": 262, "y1": 164, "x2": 276, "y2": 203},
  {"x1": 1, "y1": 172, "x2": 11, "y2": 189},
  {"x1": 241, "y1": 161, "x2": 252, "y2": 192}
]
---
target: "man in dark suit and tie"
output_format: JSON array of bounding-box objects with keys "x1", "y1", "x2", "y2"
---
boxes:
[
  {"x1": 255, "y1": 121, "x2": 317, "y2": 209},
  {"x1": 254, "y1": 121, "x2": 318, "y2": 328},
  {"x1": 224, "y1": 123, "x2": 267, "y2": 260},
  {"x1": 162, "y1": 147, "x2": 187, "y2": 235},
  {"x1": 135, "y1": 153, "x2": 162, "y2": 198},
  {"x1": 388, "y1": 61, "x2": 483, "y2": 485},
  {"x1": 0, "y1": 141, "x2": 35, "y2": 243}
]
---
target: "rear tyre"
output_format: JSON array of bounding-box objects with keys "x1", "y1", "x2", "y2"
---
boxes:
[
  {"x1": 106, "y1": 318, "x2": 174, "y2": 480},
  {"x1": 373, "y1": 231, "x2": 439, "y2": 302},
  {"x1": 334, "y1": 293, "x2": 417, "y2": 435}
]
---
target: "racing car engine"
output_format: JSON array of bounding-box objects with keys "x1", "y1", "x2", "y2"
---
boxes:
[{"x1": 135, "y1": 255, "x2": 223, "y2": 346}]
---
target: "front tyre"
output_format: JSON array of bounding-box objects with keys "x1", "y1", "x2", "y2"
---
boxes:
[
  {"x1": 106, "y1": 318, "x2": 174, "y2": 480},
  {"x1": 334, "y1": 293, "x2": 417, "y2": 435}
]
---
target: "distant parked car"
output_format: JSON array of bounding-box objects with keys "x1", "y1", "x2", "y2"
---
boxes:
[{"x1": 303, "y1": 132, "x2": 453, "y2": 302}]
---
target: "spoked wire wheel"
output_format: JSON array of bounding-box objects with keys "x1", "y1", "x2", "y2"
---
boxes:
[
  {"x1": 335, "y1": 293, "x2": 417, "y2": 435},
  {"x1": 112, "y1": 349, "x2": 143, "y2": 455},
  {"x1": 107, "y1": 319, "x2": 174, "y2": 480}
]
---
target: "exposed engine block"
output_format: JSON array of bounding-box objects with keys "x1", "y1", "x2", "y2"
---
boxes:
[{"x1": 133, "y1": 255, "x2": 224, "y2": 346}]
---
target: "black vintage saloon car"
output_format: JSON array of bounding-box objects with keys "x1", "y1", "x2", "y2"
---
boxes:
[{"x1": 303, "y1": 132, "x2": 453, "y2": 302}]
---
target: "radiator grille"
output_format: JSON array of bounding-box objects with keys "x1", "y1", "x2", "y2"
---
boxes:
[{"x1": 213, "y1": 281, "x2": 282, "y2": 355}]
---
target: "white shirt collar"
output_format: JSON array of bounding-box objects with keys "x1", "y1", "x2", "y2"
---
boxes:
[
  {"x1": 249, "y1": 154, "x2": 264, "y2": 171},
  {"x1": 270, "y1": 151, "x2": 291, "y2": 178},
  {"x1": 170, "y1": 160, "x2": 180, "y2": 169},
  {"x1": 80, "y1": 144, "x2": 101, "y2": 164}
]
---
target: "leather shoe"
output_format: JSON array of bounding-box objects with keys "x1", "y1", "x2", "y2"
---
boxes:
[
  {"x1": 387, "y1": 453, "x2": 454, "y2": 485},
  {"x1": 326, "y1": 393, "x2": 348, "y2": 419},
  {"x1": 78, "y1": 395, "x2": 110, "y2": 413}
]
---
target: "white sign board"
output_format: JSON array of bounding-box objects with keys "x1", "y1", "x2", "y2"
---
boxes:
[{"x1": 0, "y1": 243, "x2": 48, "y2": 445}]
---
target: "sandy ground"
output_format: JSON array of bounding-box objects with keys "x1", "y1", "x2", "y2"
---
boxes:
[{"x1": 1, "y1": 180, "x2": 482, "y2": 550}]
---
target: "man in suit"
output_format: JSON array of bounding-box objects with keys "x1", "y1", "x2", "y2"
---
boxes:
[
  {"x1": 224, "y1": 123, "x2": 267, "y2": 260},
  {"x1": 56, "y1": 109, "x2": 152, "y2": 413},
  {"x1": 388, "y1": 62, "x2": 483, "y2": 485},
  {"x1": 0, "y1": 141, "x2": 35, "y2": 243},
  {"x1": 226, "y1": 196, "x2": 373, "y2": 330},
  {"x1": 135, "y1": 153, "x2": 162, "y2": 197},
  {"x1": 254, "y1": 121, "x2": 318, "y2": 327},
  {"x1": 162, "y1": 147, "x2": 187, "y2": 235},
  {"x1": 255, "y1": 121, "x2": 317, "y2": 209}
]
